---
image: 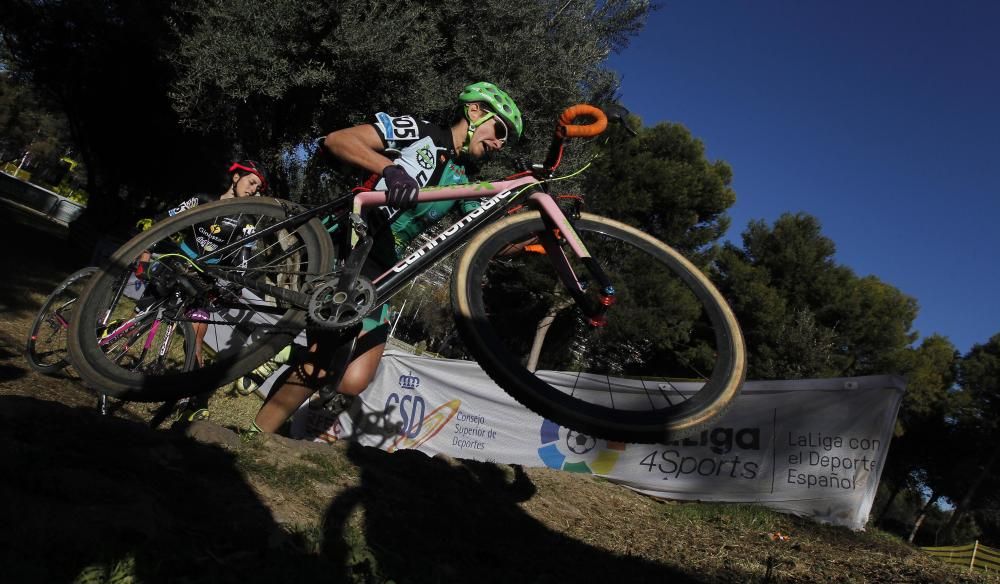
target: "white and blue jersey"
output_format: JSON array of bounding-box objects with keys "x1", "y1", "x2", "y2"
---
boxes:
[
  {"x1": 364, "y1": 112, "x2": 478, "y2": 265},
  {"x1": 371, "y1": 112, "x2": 461, "y2": 190}
]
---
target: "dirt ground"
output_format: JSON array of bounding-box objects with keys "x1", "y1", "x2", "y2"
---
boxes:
[{"x1": 1, "y1": 213, "x2": 996, "y2": 583}]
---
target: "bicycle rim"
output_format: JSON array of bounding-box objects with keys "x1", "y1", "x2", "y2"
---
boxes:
[
  {"x1": 25, "y1": 266, "x2": 99, "y2": 374},
  {"x1": 452, "y1": 212, "x2": 746, "y2": 444},
  {"x1": 68, "y1": 198, "x2": 334, "y2": 401}
]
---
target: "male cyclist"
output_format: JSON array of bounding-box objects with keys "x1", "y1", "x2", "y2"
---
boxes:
[{"x1": 249, "y1": 81, "x2": 523, "y2": 435}]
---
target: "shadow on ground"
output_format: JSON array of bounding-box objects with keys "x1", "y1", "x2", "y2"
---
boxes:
[
  {"x1": 0, "y1": 396, "x2": 333, "y2": 583},
  {"x1": 321, "y1": 441, "x2": 704, "y2": 583},
  {"x1": 0, "y1": 396, "x2": 709, "y2": 583},
  {"x1": 0, "y1": 217, "x2": 85, "y2": 314}
]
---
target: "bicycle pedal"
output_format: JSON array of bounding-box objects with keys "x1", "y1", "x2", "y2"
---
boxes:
[{"x1": 321, "y1": 393, "x2": 354, "y2": 415}]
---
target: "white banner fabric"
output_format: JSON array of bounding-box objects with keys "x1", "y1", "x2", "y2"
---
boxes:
[{"x1": 275, "y1": 350, "x2": 903, "y2": 530}]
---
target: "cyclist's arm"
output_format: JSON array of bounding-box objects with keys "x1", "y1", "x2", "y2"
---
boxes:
[{"x1": 324, "y1": 125, "x2": 394, "y2": 176}]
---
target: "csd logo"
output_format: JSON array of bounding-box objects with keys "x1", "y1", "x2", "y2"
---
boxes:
[
  {"x1": 384, "y1": 393, "x2": 425, "y2": 438},
  {"x1": 399, "y1": 373, "x2": 420, "y2": 390}
]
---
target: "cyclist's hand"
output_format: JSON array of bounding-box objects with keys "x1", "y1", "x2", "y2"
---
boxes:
[{"x1": 382, "y1": 164, "x2": 419, "y2": 209}]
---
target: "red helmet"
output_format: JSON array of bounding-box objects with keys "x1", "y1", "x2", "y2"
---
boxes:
[{"x1": 228, "y1": 160, "x2": 268, "y2": 192}]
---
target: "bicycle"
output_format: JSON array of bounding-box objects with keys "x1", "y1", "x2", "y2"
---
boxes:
[
  {"x1": 25, "y1": 266, "x2": 99, "y2": 374},
  {"x1": 26, "y1": 264, "x2": 198, "y2": 418},
  {"x1": 66, "y1": 104, "x2": 746, "y2": 444}
]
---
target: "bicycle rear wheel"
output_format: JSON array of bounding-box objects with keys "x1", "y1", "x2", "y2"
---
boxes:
[
  {"x1": 452, "y1": 212, "x2": 746, "y2": 444},
  {"x1": 25, "y1": 266, "x2": 99, "y2": 374},
  {"x1": 68, "y1": 197, "x2": 334, "y2": 401}
]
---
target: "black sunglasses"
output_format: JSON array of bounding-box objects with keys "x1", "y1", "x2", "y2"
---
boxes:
[{"x1": 492, "y1": 117, "x2": 509, "y2": 143}]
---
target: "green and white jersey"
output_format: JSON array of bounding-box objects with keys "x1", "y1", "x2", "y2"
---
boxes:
[
  {"x1": 372, "y1": 112, "x2": 458, "y2": 189},
  {"x1": 369, "y1": 112, "x2": 480, "y2": 259}
]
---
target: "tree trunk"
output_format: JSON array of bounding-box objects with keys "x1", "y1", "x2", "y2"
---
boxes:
[
  {"x1": 908, "y1": 491, "x2": 940, "y2": 544},
  {"x1": 526, "y1": 286, "x2": 572, "y2": 373}
]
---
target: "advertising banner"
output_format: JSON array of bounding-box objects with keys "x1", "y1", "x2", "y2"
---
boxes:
[{"x1": 270, "y1": 350, "x2": 903, "y2": 530}]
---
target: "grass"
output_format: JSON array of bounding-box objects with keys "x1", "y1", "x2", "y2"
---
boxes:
[
  {"x1": 234, "y1": 449, "x2": 345, "y2": 491},
  {"x1": 659, "y1": 501, "x2": 785, "y2": 531},
  {"x1": 5, "y1": 389, "x2": 1000, "y2": 583},
  {"x1": 3, "y1": 218, "x2": 999, "y2": 584}
]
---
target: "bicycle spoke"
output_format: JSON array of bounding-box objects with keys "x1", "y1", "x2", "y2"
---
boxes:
[
  {"x1": 65, "y1": 197, "x2": 335, "y2": 400},
  {"x1": 458, "y1": 212, "x2": 743, "y2": 442},
  {"x1": 26, "y1": 267, "x2": 99, "y2": 373}
]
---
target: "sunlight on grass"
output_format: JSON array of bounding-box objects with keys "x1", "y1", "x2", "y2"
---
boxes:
[
  {"x1": 73, "y1": 554, "x2": 136, "y2": 584},
  {"x1": 662, "y1": 502, "x2": 783, "y2": 530}
]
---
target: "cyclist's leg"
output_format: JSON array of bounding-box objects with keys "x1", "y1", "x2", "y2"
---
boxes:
[
  {"x1": 174, "y1": 309, "x2": 213, "y2": 423},
  {"x1": 252, "y1": 313, "x2": 389, "y2": 433},
  {"x1": 339, "y1": 319, "x2": 388, "y2": 397},
  {"x1": 190, "y1": 320, "x2": 208, "y2": 368}
]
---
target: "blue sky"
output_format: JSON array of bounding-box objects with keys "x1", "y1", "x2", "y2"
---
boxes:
[{"x1": 608, "y1": 1, "x2": 999, "y2": 356}]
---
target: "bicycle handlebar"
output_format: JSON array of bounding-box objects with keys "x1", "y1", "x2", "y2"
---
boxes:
[
  {"x1": 541, "y1": 104, "x2": 609, "y2": 172},
  {"x1": 557, "y1": 104, "x2": 608, "y2": 138}
]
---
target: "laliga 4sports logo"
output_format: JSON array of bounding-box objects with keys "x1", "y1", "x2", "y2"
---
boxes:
[{"x1": 537, "y1": 419, "x2": 626, "y2": 474}]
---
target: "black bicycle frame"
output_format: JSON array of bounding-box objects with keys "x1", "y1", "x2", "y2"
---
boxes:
[
  {"x1": 190, "y1": 175, "x2": 544, "y2": 315},
  {"x1": 369, "y1": 185, "x2": 523, "y2": 305},
  {"x1": 179, "y1": 165, "x2": 615, "y2": 324}
]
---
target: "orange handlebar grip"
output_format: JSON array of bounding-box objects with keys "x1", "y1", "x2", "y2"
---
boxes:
[{"x1": 558, "y1": 104, "x2": 609, "y2": 138}]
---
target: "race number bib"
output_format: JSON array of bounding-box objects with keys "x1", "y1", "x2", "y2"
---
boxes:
[{"x1": 376, "y1": 113, "x2": 419, "y2": 142}]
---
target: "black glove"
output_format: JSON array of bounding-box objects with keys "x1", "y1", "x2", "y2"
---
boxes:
[{"x1": 382, "y1": 164, "x2": 419, "y2": 210}]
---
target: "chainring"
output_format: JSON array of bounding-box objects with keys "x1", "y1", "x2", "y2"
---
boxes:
[{"x1": 307, "y1": 274, "x2": 376, "y2": 331}]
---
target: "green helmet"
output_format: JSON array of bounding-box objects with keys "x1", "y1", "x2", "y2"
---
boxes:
[{"x1": 458, "y1": 81, "x2": 523, "y2": 143}]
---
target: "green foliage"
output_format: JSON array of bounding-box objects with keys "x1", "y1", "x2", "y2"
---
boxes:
[
  {"x1": 0, "y1": 69, "x2": 71, "y2": 180},
  {"x1": 874, "y1": 334, "x2": 1000, "y2": 545},
  {"x1": 583, "y1": 120, "x2": 735, "y2": 255},
  {"x1": 880, "y1": 336, "x2": 959, "y2": 498},
  {"x1": 72, "y1": 554, "x2": 138, "y2": 584},
  {"x1": 168, "y1": 0, "x2": 652, "y2": 196},
  {"x1": 53, "y1": 180, "x2": 90, "y2": 205},
  {"x1": 896, "y1": 334, "x2": 959, "y2": 424},
  {"x1": 960, "y1": 333, "x2": 1000, "y2": 428},
  {"x1": 2, "y1": 0, "x2": 651, "y2": 221},
  {"x1": 834, "y1": 275, "x2": 919, "y2": 376},
  {"x1": 937, "y1": 335, "x2": 1000, "y2": 544},
  {"x1": 714, "y1": 212, "x2": 918, "y2": 381},
  {"x1": 1, "y1": 0, "x2": 240, "y2": 229}
]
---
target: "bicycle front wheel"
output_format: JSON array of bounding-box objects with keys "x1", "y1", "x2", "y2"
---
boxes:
[
  {"x1": 452, "y1": 212, "x2": 746, "y2": 444},
  {"x1": 68, "y1": 197, "x2": 334, "y2": 401},
  {"x1": 25, "y1": 266, "x2": 99, "y2": 374}
]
